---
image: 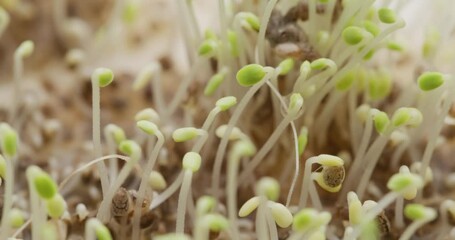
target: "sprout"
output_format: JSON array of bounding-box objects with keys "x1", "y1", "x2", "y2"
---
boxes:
[
  {"x1": 290, "y1": 208, "x2": 331, "y2": 240},
  {"x1": 196, "y1": 195, "x2": 216, "y2": 217},
  {"x1": 97, "y1": 140, "x2": 142, "y2": 222},
  {"x1": 227, "y1": 140, "x2": 256, "y2": 240},
  {"x1": 277, "y1": 58, "x2": 295, "y2": 75},
  {"x1": 298, "y1": 127, "x2": 308, "y2": 155},
  {"x1": 239, "y1": 177, "x2": 293, "y2": 239},
  {"x1": 198, "y1": 39, "x2": 219, "y2": 57},
  {"x1": 104, "y1": 124, "x2": 126, "y2": 180},
  {"x1": 25, "y1": 166, "x2": 59, "y2": 240},
  {"x1": 417, "y1": 72, "x2": 444, "y2": 91},
  {"x1": 154, "y1": 233, "x2": 191, "y2": 240},
  {"x1": 401, "y1": 204, "x2": 437, "y2": 240},
  {"x1": 0, "y1": 123, "x2": 18, "y2": 158},
  {"x1": 342, "y1": 26, "x2": 365, "y2": 45},
  {"x1": 133, "y1": 120, "x2": 165, "y2": 239},
  {"x1": 194, "y1": 213, "x2": 229, "y2": 240},
  {"x1": 300, "y1": 154, "x2": 345, "y2": 208},
  {"x1": 135, "y1": 108, "x2": 160, "y2": 124},
  {"x1": 236, "y1": 12, "x2": 260, "y2": 31},
  {"x1": 85, "y1": 218, "x2": 113, "y2": 240},
  {"x1": 176, "y1": 152, "x2": 202, "y2": 233},
  {"x1": 46, "y1": 194, "x2": 67, "y2": 218},
  {"x1": 204, "y1": 68, "x2": 228, "y2": 96},
  {"x1": 149, "y1": 171, "x2": 167, "y2": 191},
  {"x1": 378, "y1": 8, "x2": 396, "y2": 24},
  {"x1": 172, "y1": 127, "x2": 205, "y2": 142},
  {"x1": 91, "y1": 68, "x2": 115, "y2": 197},
  {"x1": 236, "y1": 64, "x2": 267, "y2": 87},
  {"x1": 27, "y1": 166, "x2": 58, "y2": 200},
  {"x1": 8, "y1": 208, "x2": 24, "y2": 228},
  {"x1": 215, "y1": 96, "x2": 237, "y2": 111}
]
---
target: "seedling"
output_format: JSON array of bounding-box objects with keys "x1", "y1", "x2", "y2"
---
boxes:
[
  {"x1": 226, "y1": 140, "x2": 256, "y2": 240},
  {"x1": 0, "y1": 123, "x2": 18, "y2": 239},
  {"x1": 239, "y1": 177, "x2": 293, "y2": 240},
  {"x1": 289, "y1": 208, "x2": 331, "y2": 240},
  {"x1": 299, "y1": 154, "x2": 345, "y2": 209},
  {"x1": 91, "y1": 67, "x2": 114, "y2": 197},
  {"x1": 400, "y1": 204, "x2": 437, "y2": 240},
  {"x1": 131, "y1": 120, "x2": 165, "y2": 239},
  {"x1": 85, "y1": 218, "x2": 113, "y2": 240},
  {"x1": 104, "y1": 123, "x2": 126, "y2": 181},
  {"x1": 176, "y1": 152, "x2": 202, "y2": 233}
]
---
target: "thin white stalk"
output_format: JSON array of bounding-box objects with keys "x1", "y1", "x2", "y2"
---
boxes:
[
  {"x1": 132, "y1": 133, "x2": 165, "y2": 239},
  {"x1": 266, "y1": 208, "x2": 278, "y2": 240},
  {"x1": 256, "y1": 197, "x2": 269, "y2": 240},
  {"x1": 238, "y1": 115, "x2": 293, "y2": 184},
  {"x1": 211, "y1": 72, "x2": 272, "y2": 200},
  {"x1": 255, "y1": 0, "x2": 278, "y2": 65},
  {"x1": 419, "y1": 83, "x2": 455, "y2": 199},
  {"x1": 176, "y1": 170, "x2": 193, "y2": 233},
  {"x1": 227, "y1": 153, "x2": 242, "y2": 240},
  {"x1": 285, "y1": 121, "x2": 300, "y2": 207},
  {"x1": 91, "y1": 79, "x2": 109, "y2": 197},
  {"x1": 299, "y1": 157, "x2": 317, "y2": 208},
  {"x1": 315, "y1": 91, "x2": 345, "y2": 147},
  {"x1": 394, "y1": 197, "x2": 404, "y2": 229},
  {"x1": 356, "y1": 128, "x2": 394, "y2": 199},
  {"x1": 309, "y1": 178, "x2": 323, "y2": 210},
  {"x1": 339, "y1": 115, "x2": 373, "y2": 200}
]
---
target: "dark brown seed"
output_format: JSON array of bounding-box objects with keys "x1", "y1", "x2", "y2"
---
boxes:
[
  {"x1": 322, "y1": 166, "x2": 345, "y2": 187},
  {"x1": 112, "y1": 187, "x2": 131, "y2": 217}
]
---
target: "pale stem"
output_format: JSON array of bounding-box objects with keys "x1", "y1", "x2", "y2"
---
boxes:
[
  {"x1": 238, "y1": 115, "x2": 292, "y2": 184},
  {"x1": 91, "y1": 79, "x2": 109, "y2": 197},
  {"x1": 356, "y1": 129, "x2": 393, "y2": 199},
  {"x1": 176, "y1": 170, "x2": 193, "y2": 233},
  {"x1": 266, "y1": 207, "x2": 278, "y2": 240},
  {"x1": 394, "y1": 197, "x2": 405, "y2": 229},
  {"x1": 132, "y1": 133, "x2": 164, "y2": 240},
  {"x1": 255, "y1": 0, "x2": 278, "y2": 65},
  {"x1": 285, "y1": 121, "x2": 300, "y2": 207},
  {"x1": 339, "y1": 115, "x2": 373, "y2": 201},
  {"x1": 227, "y1": 153, "x2": 242, "y2": 240},
  {"x1": 211, "y1": 74, "x2": 270, "y2": 200}
]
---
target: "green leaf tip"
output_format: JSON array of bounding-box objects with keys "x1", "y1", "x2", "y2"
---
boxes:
[
  {"x1": 378, "y1": 8, "x2": 396, "y2": 24},
  {"x1": 342, "y1": 26, "x2": 364, "y2": 45},
  {"x1": 93, "y1": 68, "x2": 114, "y2": 87},
  {"x1": 137, "y1": 120, "x2": 159, "y2": 136},
  {"x1": 418, "y1": 72, "x2": 444, "y2": 91},
  {"x1": 27, "y1": 166, "x2": 58, "y2": 200},
  {"x1": 0, "y1": 123, "x2": 17, "y2": 158},
  {"x1": 236, "y1": 64, "x2": 266, "y2": 87}
]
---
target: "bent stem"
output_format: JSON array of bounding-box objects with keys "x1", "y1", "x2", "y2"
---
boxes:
[
  {"x1": 150, "y1": 172, "x2": 184, "y2": 210},
  {"x1": 211, "y1": 71, "x2": 272, "y2": 200},
  {"x1": 176, "y1": 170, "x2": 193, "y2": 233},
  {"x1": 238, "y1": 115, "x2": 293, "y2": 184},
  {"x1": 131, "y1": 133, "x2": 164, "y2": 239}
]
